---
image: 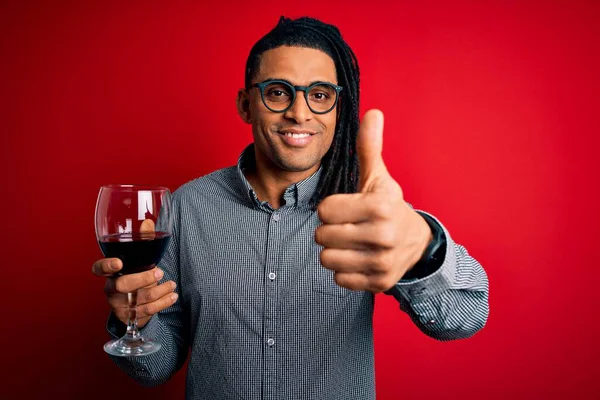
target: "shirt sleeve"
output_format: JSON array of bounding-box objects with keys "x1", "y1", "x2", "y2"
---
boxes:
[
  {"x1": 105, "y1": 192, "x2": 189, "y2": 386},
  {"x1": 386, "y1": 210, "x2": 489, "y2": 341}
]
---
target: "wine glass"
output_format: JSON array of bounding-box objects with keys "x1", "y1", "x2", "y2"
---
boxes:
[{"x1": 95, "y1": 184, "x2": 173, "y2": 357}]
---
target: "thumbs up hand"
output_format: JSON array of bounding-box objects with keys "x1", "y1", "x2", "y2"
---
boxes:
[{"x1": 315, "y1": 110, "x2": 433, "y2": 292}]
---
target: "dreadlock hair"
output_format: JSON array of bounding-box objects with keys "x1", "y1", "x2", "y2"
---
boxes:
[{"x1": 244, "y1": 16, "x2": 360, "y2": 206}]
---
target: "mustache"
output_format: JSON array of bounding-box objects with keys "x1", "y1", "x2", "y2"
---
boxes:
[{"x1": 274, "y1": 125, "x2": 320, "y2": 135}]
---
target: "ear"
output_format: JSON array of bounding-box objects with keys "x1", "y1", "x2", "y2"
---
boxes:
[{"x1": 236, "y1": 89, "x2": 252, "y2": 124}]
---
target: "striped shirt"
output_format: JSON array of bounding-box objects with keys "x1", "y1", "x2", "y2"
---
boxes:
[{"x1": 107, "y1": 145, "x2": 489, "y2": 399}]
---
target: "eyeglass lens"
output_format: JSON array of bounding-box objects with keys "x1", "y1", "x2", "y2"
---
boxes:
[{"x1": 262, "y1": 82, "x2": 337, "y2": 113}]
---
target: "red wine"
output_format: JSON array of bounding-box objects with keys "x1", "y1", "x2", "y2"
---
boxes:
[{"x1": 98, "y1": 231, "x2": 171, "y2": 275}]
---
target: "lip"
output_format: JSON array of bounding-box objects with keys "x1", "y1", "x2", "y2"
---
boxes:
[{"x1": 277, "y1": 129, "x2": 317, "y2": 148}]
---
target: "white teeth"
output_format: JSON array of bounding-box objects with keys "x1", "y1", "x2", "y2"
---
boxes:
[{"x1": 284, "y1": 133, "x2": 311, "y2": 138}]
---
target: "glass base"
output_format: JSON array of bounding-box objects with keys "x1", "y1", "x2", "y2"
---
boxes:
[{"x1": 104, "y1": 336, "x2": 161, "y2": 357}]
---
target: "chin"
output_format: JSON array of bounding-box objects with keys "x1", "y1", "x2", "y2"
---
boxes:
[
  {"x1": 283, "y1": 165, "x2": 316, "y2": 173},
  {"x1": 276, "y1": 157, "x2": 320, "y2": 173}
]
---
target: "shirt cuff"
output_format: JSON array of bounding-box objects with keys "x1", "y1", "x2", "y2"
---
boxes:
[{"x1": 387, "y1": 212, "x2": 457, "y2": 302}]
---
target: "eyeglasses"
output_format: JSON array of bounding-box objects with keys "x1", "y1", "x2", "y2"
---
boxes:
[{"x1": 250, "y1": 79, "x2": 343, "y2": 114}]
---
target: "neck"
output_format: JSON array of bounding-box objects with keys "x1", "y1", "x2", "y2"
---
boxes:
[{"x1": 244, "y1": 152, "x2": 319, "y2": 210}]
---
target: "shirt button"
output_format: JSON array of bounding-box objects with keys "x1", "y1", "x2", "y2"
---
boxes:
[
  {"x1": 272, "y1": 213, "x2": 280, "y2": 222},
  {"x1": 427, "y1": 320, "x2": 436, "y2": 325},
  {"x1": 268, "y1": 272, "x2": 276, "y2": 280},
  {"x1": 267, "y1": 338, "x2": 275, "y2": 346}
]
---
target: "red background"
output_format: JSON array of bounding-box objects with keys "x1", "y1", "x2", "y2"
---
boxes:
[{"x1": 1, "y1": 1, "x2": 599, "y2": 399}]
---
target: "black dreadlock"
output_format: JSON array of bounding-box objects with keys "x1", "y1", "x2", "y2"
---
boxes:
[{"x1": 244, "y1": 16, "x2": 360, "y2": 205}]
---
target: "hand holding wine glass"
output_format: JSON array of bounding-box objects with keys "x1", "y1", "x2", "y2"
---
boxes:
[
  {"x1": 91, "y1": 258, "x2": 177, "y2": 329},
  {"x1": 93, "y1": 185, "x2": 177, "y2": 356}
]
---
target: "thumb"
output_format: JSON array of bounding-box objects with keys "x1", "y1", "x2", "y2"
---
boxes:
[{"x1": 357, "y1": 109, "x2": 388, "y2": 192}]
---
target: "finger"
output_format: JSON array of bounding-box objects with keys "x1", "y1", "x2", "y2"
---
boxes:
[
  {"x1": 104, "y1": 276, "x2": 158, "y2": 297},
  {"x1": 318, "y1": 192, "x2": 391, "y2": 224},
  {"x1": 320, "y1": 248, "x2": 373, "y2": 273},
  {"x1": 111, "y1": 306, "x2": 152, "y2": 327},
  {"x1": 136, "y1": 291, "x2": 179, "y2": 319},
  {"x1": 357, "y1": 109, "x2": 388, "y2": 192},
  {"x1": 315, "y1": 223, "x2": 382, "y2": 250},
  {"x1": 112, "y1": 268, "x2": 164, "y2": 294},
  {"x1": 317, "y1": 193, "x2": 369, "y2": 224},
  {"x1": 137, "y1": 281, "x2": 177, "y2": 305},
  {"x1": 107, "y1": 292, "x2": 129, "y2": 309},
  {"x1": 333, "y1": 271, "x2": 396, "y2": 293},
  {"x1": 107, "y1": 294, "x2": 156, "y2": 324},
  {"x1": 92, "y1": 258, "x2": 122, "y2": 276},
  {"x1": 318, "y1": 220, "x2": 400, "y2": 250},
  {"x1": 136, "y1": 316, "x2": 152, "y2": 328},
  {"x1": 333, "y1": 272, "x2": 370, "y2": 291}
]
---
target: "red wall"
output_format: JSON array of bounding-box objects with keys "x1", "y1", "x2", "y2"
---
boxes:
[{"x1": 2, "y1": 1, "x2": 598, "y2": 399}]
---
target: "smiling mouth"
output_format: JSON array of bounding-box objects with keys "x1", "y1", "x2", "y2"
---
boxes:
[
  {"x1": 281, "y1": 132, "x2": 312, "y2": 138},
  {"x1": 278, "y1": 130, "x2": 317, "y2": 138},
  {"x1": 276, "y1": 129, "x2": 317, "y2": 147}
]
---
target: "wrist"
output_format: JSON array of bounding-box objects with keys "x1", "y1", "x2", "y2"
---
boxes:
[
  {"x1": 403, "y1": 212, "x2": 446, "y2": 280},
  {"x1": 419, "y1": 217, "x2": 434, "y2": 257}
]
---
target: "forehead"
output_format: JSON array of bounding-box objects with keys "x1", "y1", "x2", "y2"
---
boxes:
[{"x1": 255, "y1": 46, "x2": 337, "y2": 84}]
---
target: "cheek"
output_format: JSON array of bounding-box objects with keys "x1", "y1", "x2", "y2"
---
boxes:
[
  {"x1": 322, "y1": 116, "x2": 337, "y2": 143},
  {"x1": 249, "y1": 97, "x2": 263, "y2": 119},
  {"x1": 250, "y1": 101, "x2": 275, "y2": 136}
]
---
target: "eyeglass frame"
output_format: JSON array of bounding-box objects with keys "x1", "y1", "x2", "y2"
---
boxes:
[{"x1": 249, "y1": 79, "x2": 343, "y2": 115}]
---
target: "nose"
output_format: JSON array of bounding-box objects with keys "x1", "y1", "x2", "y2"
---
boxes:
[{"x1": 283, "y1": 91, "x2": 313, "y2": 123}]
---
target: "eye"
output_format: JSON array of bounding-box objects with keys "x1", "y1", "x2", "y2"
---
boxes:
[
  {"x1": 312, "y1": 92, "x2": 329, "y2": 100},
  {"x1": 308, "y1": 84, "x2": 336, "y2": 103},
  {"x1": 268, "y1": 89, "x2": 286, "y2": 97},
  {"x1": 309, "y1": 91, "x2": 332, "y2": 103},
  {"x1": 264, "y1": 83, "x2": 292, "y2": 102}
]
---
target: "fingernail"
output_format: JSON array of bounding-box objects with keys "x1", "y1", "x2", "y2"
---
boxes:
[
  {"x1": 171, "y1": 282, "x2": 177, "y2": 291},
  {"x1": 109, "y1": 260, "x2": 118, "y2": 271},
  {"x1": 171, "y1": 293, "x2": 178, "y2": 302},
  {"x1": 155, "y1": 269, "x2": 164, "y2": 280}
]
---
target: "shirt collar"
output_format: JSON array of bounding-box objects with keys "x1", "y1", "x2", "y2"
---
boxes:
[{"x1": 236, "y1": 144, "x2": 322, "y2": 209}]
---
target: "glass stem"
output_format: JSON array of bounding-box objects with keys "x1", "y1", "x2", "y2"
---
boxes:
[{"x1": 126, "y1": 291, "x2": 140, "y2": 339}]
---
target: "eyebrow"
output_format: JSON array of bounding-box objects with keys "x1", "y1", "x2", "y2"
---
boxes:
[{"x1": 262, "y1": 77, "x2": 338, "y2": 86}]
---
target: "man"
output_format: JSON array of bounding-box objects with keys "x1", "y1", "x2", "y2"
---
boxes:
[{"x1": 92, "y1": 16, "x2": 489, "y2": 399}]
